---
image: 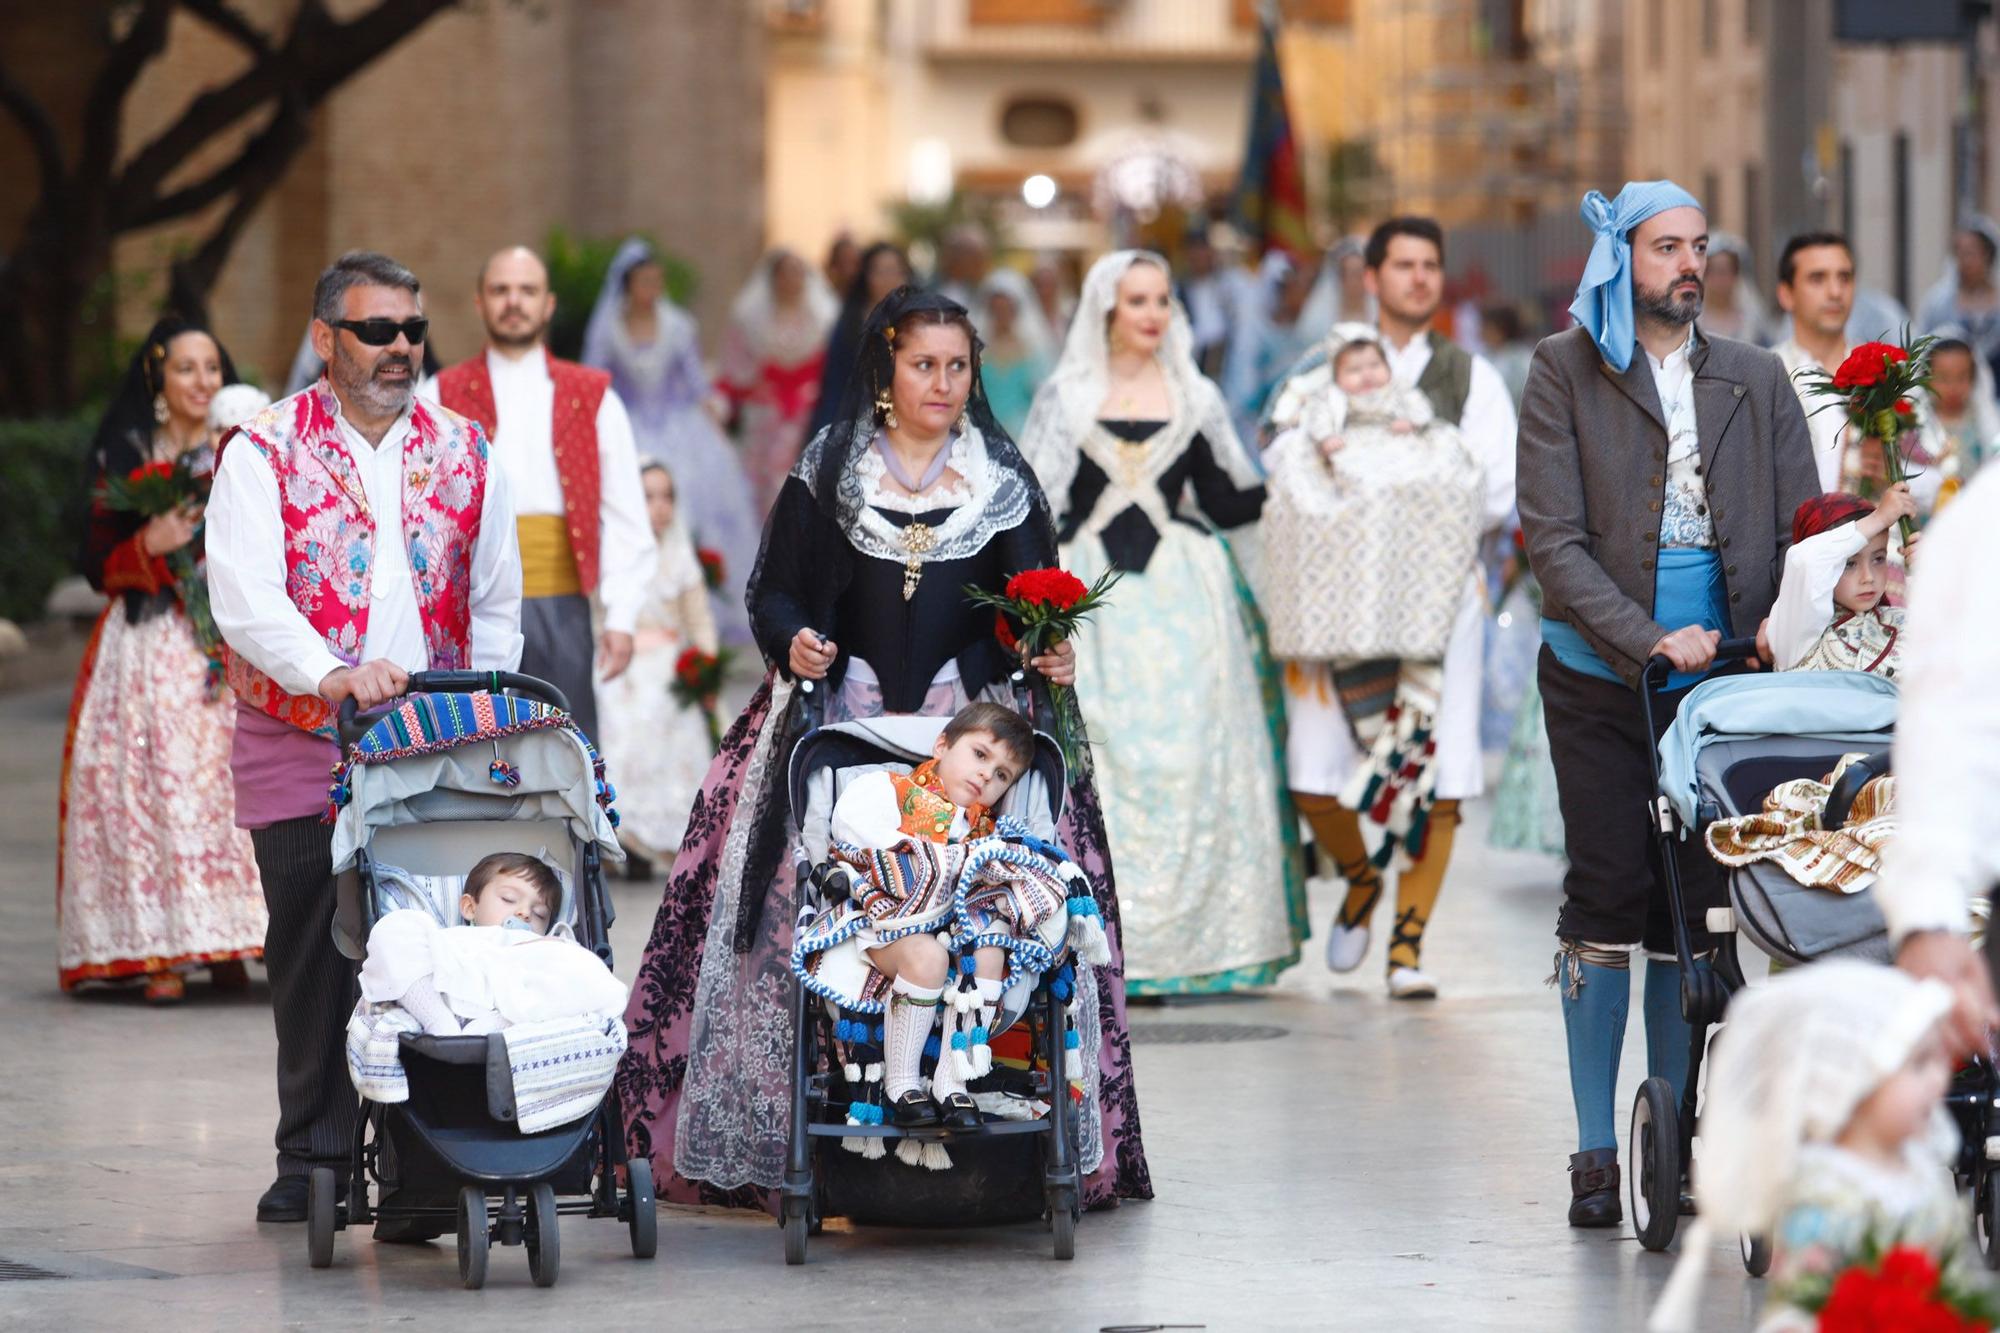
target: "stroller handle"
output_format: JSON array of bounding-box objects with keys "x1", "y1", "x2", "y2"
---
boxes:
[
  {"x1": 1638, "y1": 636, "x2": 1762, "y2": 693},
  {"x1": 335, "y1": 670, "x2": 573, "y2": 749}
]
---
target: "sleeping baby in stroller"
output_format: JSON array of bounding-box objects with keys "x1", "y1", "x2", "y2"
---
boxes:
[
  {"x1": 793, "y1": 703, "x2": 1110, "y2": 1141},
  {"x1": 359, "y1": 852, "x2": 628, "y2": 1035}
]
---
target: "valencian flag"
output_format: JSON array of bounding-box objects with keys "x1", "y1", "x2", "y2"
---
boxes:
[{"x1": 1230, "y1": 2, "x2": 1310, "y2": 258}]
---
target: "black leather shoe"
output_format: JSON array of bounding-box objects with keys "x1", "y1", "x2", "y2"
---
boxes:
[
  {"x1": 257, "y1": 1175, "x2": 309, "y2": 1222},
  {"x1": 257, "y1": 1172, "x2": 345, "y2": 1223},
  {"x1": 1567, "y1": 1149, "x2": 1623, "y2": 1228},
  {"x1": 889, "y1": 1089, "x2": 939, "y2": 1128},
  {"x1": 935, "y1": 1092, "x2": 981, "y2": 1130}
]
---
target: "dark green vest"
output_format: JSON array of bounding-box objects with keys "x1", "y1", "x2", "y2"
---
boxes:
[{"x1": 1415, "y1": 331, "x2": 1473, "y2": 425}]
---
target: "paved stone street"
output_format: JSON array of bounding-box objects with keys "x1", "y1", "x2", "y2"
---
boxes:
[{"x1": 0, "y1": 681, "x2": 1763, "y2": 1330}]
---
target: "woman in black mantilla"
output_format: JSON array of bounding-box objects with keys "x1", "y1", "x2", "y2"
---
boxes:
[{"x1": 617, "y1": 286, "x2": 1153, "y2": 1210}]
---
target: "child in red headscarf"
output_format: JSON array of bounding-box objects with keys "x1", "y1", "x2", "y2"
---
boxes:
[{"x1": 1766, "y1": 484, "x2": 1917, "y2": 676}]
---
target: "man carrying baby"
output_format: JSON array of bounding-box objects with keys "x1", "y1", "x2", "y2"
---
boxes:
[{"x1": 208, "y1": 251, "x2": 523, "y2": 1223}]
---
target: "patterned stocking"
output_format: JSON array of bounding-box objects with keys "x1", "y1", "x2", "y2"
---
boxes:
[{"x1": 883, "y1": 976, "x2": 943, "y2": 1102}]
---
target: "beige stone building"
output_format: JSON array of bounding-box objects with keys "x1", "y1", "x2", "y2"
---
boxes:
[
  {"x1": 764, "y1": 0, "x2": 1257, "y2": 260},
  {"x1": 1623, "y1": 0, "x2": 1999, "y2": 302},
  {"x1": 101, "y1": 2, "x2": 765, "y2": 387}
]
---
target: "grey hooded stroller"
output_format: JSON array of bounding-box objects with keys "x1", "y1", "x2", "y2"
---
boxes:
[{"x1": 308, "y1": 670, "x2": 656, "y2": 1289}]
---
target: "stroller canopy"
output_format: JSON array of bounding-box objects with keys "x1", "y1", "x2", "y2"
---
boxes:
[
  {"x1": 1656, "y1": 671, "x2": 1898, "y2": 826},
  {"x1": 330, "y1": 693, "x2": 623, "y2": 875}
]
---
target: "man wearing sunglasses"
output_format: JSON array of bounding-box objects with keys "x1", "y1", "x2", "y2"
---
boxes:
[
  {"x1": 427, "y1": 245, "x2": 656, "y2": 744},
  {"x1": 207, "y1": 250, "x2": 524, "y2": 1224}
]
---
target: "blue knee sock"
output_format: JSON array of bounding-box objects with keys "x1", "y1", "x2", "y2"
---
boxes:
[
  {"x1": 1642, "y1": 956, "x2": 1712, "y2": 1108},
  {"x1": 1558, "y1": 957, "x2": 1630, "y2": 1154}
]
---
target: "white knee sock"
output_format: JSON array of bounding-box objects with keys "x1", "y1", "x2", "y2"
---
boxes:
[
  {"x1": 883, "y1": 976, "x2": 943, "y2": 1101},
  {"x1": 398, "y1": 975, "x2": 462, "y2": 1035}
]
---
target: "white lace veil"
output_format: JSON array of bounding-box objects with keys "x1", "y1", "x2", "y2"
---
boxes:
[
  {"x1": 728, "y1": 248, "x2": 838, "y2": 359},
  {"x1": 581, "y1": 237, "x2": 697, "y2": 373},
  {"x1": 1017, "y1": 249, "x2": 1260, "y2": 506}
]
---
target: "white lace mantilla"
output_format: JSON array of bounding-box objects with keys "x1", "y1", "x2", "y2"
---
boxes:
[{"x1": 797, "y1": 418, "x2": 1034, "y2": 566}]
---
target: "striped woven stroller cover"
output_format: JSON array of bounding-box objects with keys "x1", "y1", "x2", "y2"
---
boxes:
[{"x1": 328, "y1": 691, "x2": 623, "y2": 874}]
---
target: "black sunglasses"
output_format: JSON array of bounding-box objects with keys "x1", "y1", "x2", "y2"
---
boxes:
[{"x1": 330, "y1": 317, "x2": 429, "y2": 347}]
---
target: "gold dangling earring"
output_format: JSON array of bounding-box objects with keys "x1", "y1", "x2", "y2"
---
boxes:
[
  {"x1": 957, "y1": 407, "x2": 971, "y2": 436},
  {"x1": 875, "y1": 389, "x2": 898, "y2": 431},
  {"x1": 153, "y1": 393, "x2": 170, "y2": 426}
]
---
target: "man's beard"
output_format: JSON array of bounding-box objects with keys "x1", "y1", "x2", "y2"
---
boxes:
[
  {"x1": 1635, "y1": 275, "x2": 1704, "y2": 326},
  {"x1": 487, "y1": 309, "x2": 548, "y2": 350},
  {"x1": 331, "y1": 343, "x2": 415, "y2": 416}
]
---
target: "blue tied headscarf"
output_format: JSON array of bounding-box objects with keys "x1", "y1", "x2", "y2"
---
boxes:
[{"x1": 1569, "y1": 181, "x2": 1705, "y2": 372}]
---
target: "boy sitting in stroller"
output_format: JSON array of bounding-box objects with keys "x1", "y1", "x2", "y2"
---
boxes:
[
  {"x1": 358, "y1": 852, "x2": 627, "y2": 1037},
  {"x1": 795, "y1": 703, "x2": 1109, "y2": 1137}
]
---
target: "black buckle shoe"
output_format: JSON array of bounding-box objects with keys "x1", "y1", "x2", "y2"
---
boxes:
[
  {"x1": 1567, "y1": 1148, "x2": 1623, "y2": 1228},
  {"x1": 935, "y1": 1092, "x2": 980, "y2": 1130},
  {"x1": 889, "y1": 1089, "x2": 940, "y2": 1128},
  {"x1": 257, "y1": 1172, "x2": 345, "y2": 1223}
]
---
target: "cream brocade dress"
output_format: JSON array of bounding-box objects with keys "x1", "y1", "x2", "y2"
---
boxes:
[{"x1": 1059, "y1": 408, "x2": 1303, "y2": 993}]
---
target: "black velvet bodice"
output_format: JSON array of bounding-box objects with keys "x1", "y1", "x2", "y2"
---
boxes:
[{"x1": 1055, "y1": 420, "x2": 1266, "y2": 573}]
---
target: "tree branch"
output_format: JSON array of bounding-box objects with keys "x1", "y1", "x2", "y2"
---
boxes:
[
  {"x1": 0, "y1": 60, "x2": 67, "y2": 203},
  {"x1": 181, "y1": 0, "x2": 276, "y2": 58},
  {"x1": 112, "y1": 0, "x2": 458, "y2": 226},
  {"x1": 76, "y1": 0, "x2": 175, "y2": 201}
]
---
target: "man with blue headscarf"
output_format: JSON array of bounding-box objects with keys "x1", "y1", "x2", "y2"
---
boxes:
[{"x1": 1516, "y1": 182, "x2": 1819, "y2": 1228}]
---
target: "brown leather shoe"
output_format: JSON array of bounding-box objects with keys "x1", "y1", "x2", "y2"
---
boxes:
[{"x1": 1568, "y1": 1148, "x2": 1623, "y2": 1228}]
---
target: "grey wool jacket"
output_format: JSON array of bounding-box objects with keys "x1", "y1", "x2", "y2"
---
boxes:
[{"x1": 1516, "y1": 324, "x2": 1822, "y2": 686}]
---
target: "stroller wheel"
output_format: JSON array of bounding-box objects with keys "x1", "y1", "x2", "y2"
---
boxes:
[
  {"x1": 1047, "y1": 1183, "x2": 1078, "y2": 1261},
  {"x1": 457, "y1": 1186, "x2": 490, "y2": 1290},
  {"x1": 1980, "y1": 1175, "x2": 2000, "y2": 1271},
  {"x1": 625, "y1": 1158, "x2": 658, "y2": 1260},
  {"x1": 782, "y1": 1200, "x2": 809, "y2": 1266},
  {"x1": 1741, "y1": 1231, "x2": 1772, "y2": 1277},
  {"x1": 526, "y1": 1182, "x2": 560, "y2": 1288},
  {"x1": 306, "y1": 1167, "x2": 338, "y2": 1269},
  {"x1": 1629, "y1": 1077, "x2": 1682, "y2": 1252}
]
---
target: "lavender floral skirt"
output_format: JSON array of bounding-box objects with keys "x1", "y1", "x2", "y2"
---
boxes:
[{"x1": 615, "y1": 668, "x2": 1153, "y2": 1213}]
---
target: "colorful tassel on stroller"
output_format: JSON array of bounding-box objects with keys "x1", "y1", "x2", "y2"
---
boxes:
[
  {"x1": 841, "y1": 1100, "x2": 885, "y2": 1157},
  {"x1": 894, "y1": 1137, "x2": 952, "y2": 1171},
  {"x1": 1063, "y1": 1025, "x2": 1083, "y2": 1081},
  {"x1": 1059, "y1": 863, "x2": 1112, "y2": 965}
]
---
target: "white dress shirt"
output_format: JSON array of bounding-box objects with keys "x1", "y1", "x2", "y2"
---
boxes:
[
  {"x1": 209, "y1": 391, "x2": 524, "y2": 697},
  {"x1": 1645, "y1": 329, "x2": 1716, "y2": 548},
  {"x1": 421, "y1": 349, "x2": 657, "y2": 634},
  {"x1": 1875, "y1": 464, "x2": 2000, "y2": 941}
]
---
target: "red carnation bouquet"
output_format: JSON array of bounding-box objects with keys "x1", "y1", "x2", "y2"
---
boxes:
[
  {"x1": 96, "y1": 449, "x2": 224, "y2": 689},
  {"x1": 1777, "y1": 1240, "x2": 1995, "y2": 1332},
  {"x1": 1793, "y1": 333, "x2": 1936, "y2": 544},
  {"x1": 696, "y1": 547, "x2": 726, "y2": 593},
  {"x1": 964, "y1": 566, "x2": 1121, "y2": 769},
  {"x1": 670, "y1": 646, "x2": 733, "y2": 751}
]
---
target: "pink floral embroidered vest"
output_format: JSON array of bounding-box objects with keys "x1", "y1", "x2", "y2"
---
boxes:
[{"x1": 219, "y1": 379, "x2": 491, "y2": 739}]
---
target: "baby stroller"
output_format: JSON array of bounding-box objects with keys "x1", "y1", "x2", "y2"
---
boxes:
[
  {"x1": 778, "y1": 688, "x2": 1088, "y2": 1264},
  {"x1": 1625, "y1": 655, "x2": 2000, "y2": 1274},
  {"x1": 306, "y1": 670, "x2": 657, "y2": 1289}
]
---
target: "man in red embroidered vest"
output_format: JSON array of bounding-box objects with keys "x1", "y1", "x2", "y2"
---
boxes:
[
  {"x1": 427, "y1": 245, "x2": 655, "y2": 743},
  {"x1": 208, "y1": 251, "x2": 523, "y2": 1224}
]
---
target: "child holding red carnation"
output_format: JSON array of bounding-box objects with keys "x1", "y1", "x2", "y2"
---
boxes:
[
  {"x1": 1650, "y1": 961, "x2": 1993, "y2": 1331},
  {"x1": 594, "y1": 462, "x2": 720, "y2": 872}
]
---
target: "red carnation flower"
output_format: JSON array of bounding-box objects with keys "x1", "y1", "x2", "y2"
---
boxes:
[
  {"x1": 1896, "y1": 398, "x2": 1915, "y2": 415},
  {"x1": 1004, "y1": 568, "x2": 1089, "y2": 610},
  {"x1": 128, "y1": 460, "x2": 176, "y2": 484}
]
